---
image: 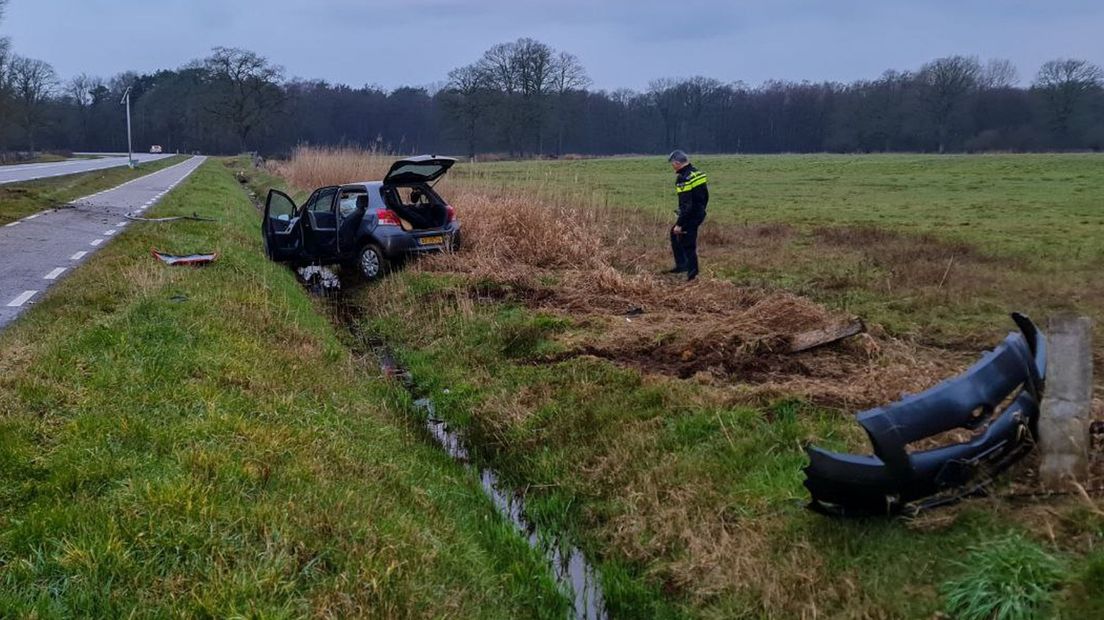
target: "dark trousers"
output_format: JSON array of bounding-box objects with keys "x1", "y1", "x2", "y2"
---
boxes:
[{"x1": 670, "y1": 218, "x2": 703, "y2": 277}]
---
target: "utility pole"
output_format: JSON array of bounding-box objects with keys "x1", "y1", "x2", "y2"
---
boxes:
[{"x1": 120, "y1": 86, "x2": 134, "y2": 168}]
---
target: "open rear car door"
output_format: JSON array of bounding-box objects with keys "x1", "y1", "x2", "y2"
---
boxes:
[
  {"x1": 383, "y1": 155, "x2": 457, "y2": 186},
  {"x1": 263, "y1": 189, "x2": 302, "y2": 261}
]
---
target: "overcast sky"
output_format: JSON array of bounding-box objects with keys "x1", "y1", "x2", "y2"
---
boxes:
[{"x1": 4, "y1": 0, "x2": 1103, "y2": 90}]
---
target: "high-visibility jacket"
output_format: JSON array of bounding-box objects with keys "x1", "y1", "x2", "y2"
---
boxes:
[{"x1": 675, "y1": 164, "x2": 709, "y2": 228}]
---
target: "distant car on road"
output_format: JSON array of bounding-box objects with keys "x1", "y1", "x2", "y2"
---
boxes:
[
  {"x1": 149, "y1": 145, "x2": 163, "y2": 154},
  {"x1": 262, "y1": 155, "x2": 460, "y2": 281}
]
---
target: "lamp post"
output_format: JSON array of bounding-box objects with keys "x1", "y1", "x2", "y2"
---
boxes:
[{"x1": 120, "y1": 86, "x2": 134, "y2": 168}]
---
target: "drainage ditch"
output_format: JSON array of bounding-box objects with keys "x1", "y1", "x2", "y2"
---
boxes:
[{"x1": 304, "y1": 270, "x2": 607, "y2": 620}]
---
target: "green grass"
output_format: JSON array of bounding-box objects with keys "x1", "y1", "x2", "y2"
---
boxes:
[
  {"x1": 0, "y1": 159, "x2": 570, "y2": 617},
  {"x1": 0, "y1": 155, "x2": 188, "y2": 225},
  {"x1": 940, "y1": 535, "x2": 1066, "y2": 620},
  {"x1": 458, "y1": 153, "x2": 1104, "y2": 262},
  {"x1": 0, "y1": 153, "x2": 68, "y2": 165}
]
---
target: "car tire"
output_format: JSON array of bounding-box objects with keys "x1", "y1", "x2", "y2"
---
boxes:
[{"x1": 357, "y1": 244, "x2": 389, "y2": 281}]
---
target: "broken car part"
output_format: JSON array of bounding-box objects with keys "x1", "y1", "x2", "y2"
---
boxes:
[
  {"x1": 803, "y1": 313, "x2": 1046, "y2": 516},
  {"x1": 151, "y1": 249, "x2": 218, "y2": 266},
  {"x1": 126, "y1": 212, "x2": 217, "y2": 222}
]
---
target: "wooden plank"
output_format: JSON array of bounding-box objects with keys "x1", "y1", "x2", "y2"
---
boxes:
[{"x1": 788, "y1": 319, "x2": 865, "y2": 354}]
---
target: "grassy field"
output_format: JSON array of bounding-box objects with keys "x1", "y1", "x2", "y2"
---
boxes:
[
  {"x1": 0, "y1": 159, "x2": 570, "y2": 617},
  {"x1": 455, "y1": 154, "x2": 1104, "y2": 343},
  {"x1": 259, "y1": 149, "x2": 1103, "y2": 618},
  {"x1": 458, "y1": 154, "x2": 1104, "y2": 261},
  {"x1": 0, "y1": 155, "x2": 187, "y2": 225}
]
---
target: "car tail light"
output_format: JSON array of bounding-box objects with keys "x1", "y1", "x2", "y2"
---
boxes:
[
  {"x1": 445, "y1": 204, "x2": 456, "y2": 223},
  {"x1": 375, "y1": 208, "x2": 401, "y2": 226}
]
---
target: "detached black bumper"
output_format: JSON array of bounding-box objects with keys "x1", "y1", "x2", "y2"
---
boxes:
[{"x1": 803, "y1": 313, "x2": 1047, "y2": 516}]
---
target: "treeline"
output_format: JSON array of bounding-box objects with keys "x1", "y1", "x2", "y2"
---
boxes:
[{"x1": 1, "y1": 10, "x2": 1102, "y2": 157}]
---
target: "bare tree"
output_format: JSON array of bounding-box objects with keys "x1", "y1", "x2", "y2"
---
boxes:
[
  {"x1": 0, "y1": 0, "x2": 12, "y2": 148},
  {"x1": 1033, "y1": 58, "x2": 1104, "y2": 139},
  {"x1": 917, "y1": 55, "x2": 982, "y2": 152},
  {"x1": 203, "y1": 47, "x2": 284, "y2": 152},
  {"x1": 648, "y1": 78, "x2": 685, "y2": 148},
  {"x1": 68, "y1": 73, "x2": 103, "y2": 148},
  {"x1": 443, "y1": 63, "x2": 492, "y2": 159},
  {"x1": 473, "y1": 38, "x2": 565, "y2": 154},
  {"x1": 478, "y1": 41, "x2": 521, "y2": 96},
  {"x1": 551, "y1": 52, "x2": 590, "y2": 155},
  {"x1": 515, "y1": 38, "x2": 555, "y2": 153},
  {"x1": 981, "y1": 59, "x2": 1019, "y2": 89},
  {"x1": 0, "y1": 0, "x2": 9, "y2": 62},
  {"x1": 9, "y1": 56, "x2": 57, "y2": 152}
]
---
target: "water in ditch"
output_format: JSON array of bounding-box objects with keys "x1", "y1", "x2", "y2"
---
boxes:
[{"x1": 374, "y1": 347, "x2": 607, "y2": 620}]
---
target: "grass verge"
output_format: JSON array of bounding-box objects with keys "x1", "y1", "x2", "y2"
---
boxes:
[
  {"x1": 0, "y1": 158, "x2": 569, "y2": 617},
  {"x1": 0, "y1": 155, "x2": 188, "y2": 225}
]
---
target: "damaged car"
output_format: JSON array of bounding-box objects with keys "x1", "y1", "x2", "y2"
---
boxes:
[{"x1": 262, "y1": 155, "x2": 460, "y2": 280}]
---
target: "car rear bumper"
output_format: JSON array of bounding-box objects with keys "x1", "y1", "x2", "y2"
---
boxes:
[{"x1": 376, "y1": 224, "x2": 461, "y2": 259}]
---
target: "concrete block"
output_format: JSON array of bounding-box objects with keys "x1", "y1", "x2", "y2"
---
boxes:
[{"x1": 1038, "y1": 314, "x2": 1093, "y2": 486}]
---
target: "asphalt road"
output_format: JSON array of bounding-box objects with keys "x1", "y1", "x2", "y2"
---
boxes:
[
  {"x1": 0, "y1": 153, "x2": 174, "y2": 185},
  {"x1": 0, "y1": 156, "x2": 206, "y2": 331}
]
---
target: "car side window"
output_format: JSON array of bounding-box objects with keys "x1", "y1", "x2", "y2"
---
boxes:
[
  {"x1": 300, "y1": 189, "x2": 321, "y2": 214},
  {"x1": 337, "y1": 189, "x2": 366, "y2": 218},
  {"x1": 310, "y1": 187, "x2": 337, "y2": 213}
]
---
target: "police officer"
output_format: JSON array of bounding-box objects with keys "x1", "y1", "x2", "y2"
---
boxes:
[{"x1": 666, "y1": 150, "x2": 708, "y2": 281}]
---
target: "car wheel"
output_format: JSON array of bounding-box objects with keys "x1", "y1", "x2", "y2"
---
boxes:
[{"x1": 357, "y1": 244, "x2": 388, "y2": 281}]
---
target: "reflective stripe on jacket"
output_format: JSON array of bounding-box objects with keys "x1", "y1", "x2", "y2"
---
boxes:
[{"x1": 675, "y1": 164, "x2": 709, "y2": 228}]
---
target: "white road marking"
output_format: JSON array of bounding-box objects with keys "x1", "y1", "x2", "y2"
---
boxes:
[
  {"x1": 6, "y1": 290, "x2": 37, "y2": 307},
  {"x1": 44, "y1": 267, "x2": 66, "y2": 280},
  {"x1": 4, "y1": 221, "x2": 20, "y2": 227},
  {"x1": 25, "y1": 213, "x2": 41, "y2": 220},
  {"x1": 90, "y1": 238, "x2": 104, "y2": 246},
  {"x1": 116, "y1": 221, "x2": 127, "y2": 226},
  {"x1": 70, "y1": 251, "x2": 87, "y2": 260},
  {"x1": 105, "y1": 229, "x2": 117, "y2": 236}
]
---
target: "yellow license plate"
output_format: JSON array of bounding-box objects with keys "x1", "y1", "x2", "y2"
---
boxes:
[{"x1": 419, "y1": 235, "x2": 445, "y2": 246}]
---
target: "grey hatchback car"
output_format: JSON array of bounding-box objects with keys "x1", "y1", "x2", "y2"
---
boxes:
[{"x1": 262, "y1": 155, "x2": 460, "y2": 280}]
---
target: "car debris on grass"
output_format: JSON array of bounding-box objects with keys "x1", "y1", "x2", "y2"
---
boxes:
[
  {"x1": 126, "y1": 211, "x2": 217, "y2": 222},
  {"x1": 804, "y1": 313, "x2": 1047, "y2": 516},
  {"x1": 150, "y1": 248, "x2": 218, "y2": 266}
]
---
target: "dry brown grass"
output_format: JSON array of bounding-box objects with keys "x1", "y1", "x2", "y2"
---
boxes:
[
  {"x1": 414, "y1": 177, "x2": 960, "y2": 408},
  {"x1": 272, "y1": 146, "x2": 395, "y2": 191}
]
